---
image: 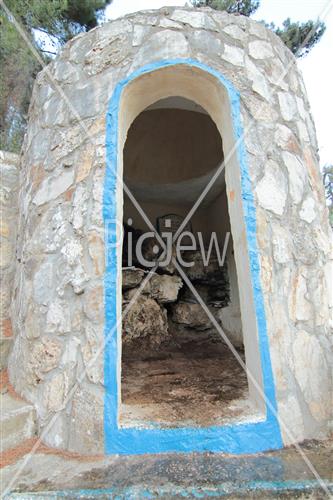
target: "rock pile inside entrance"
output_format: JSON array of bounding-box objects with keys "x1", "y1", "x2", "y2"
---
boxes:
[{"x1": 122, "y1": 225, "x2": 230, "y2": 351}]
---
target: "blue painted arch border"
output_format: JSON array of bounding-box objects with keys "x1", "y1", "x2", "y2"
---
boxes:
[{"x1": 103, "y1": 59, "x2": 283, "y2": 455}]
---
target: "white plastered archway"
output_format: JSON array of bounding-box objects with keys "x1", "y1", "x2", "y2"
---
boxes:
[{"x1": 116, "y1": 64, "x2": 265, "y2": 416}]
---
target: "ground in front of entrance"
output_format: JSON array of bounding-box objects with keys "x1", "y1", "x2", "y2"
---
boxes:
[{"x1": 1, "y1": 439, "x2": 332, "y2": 498}]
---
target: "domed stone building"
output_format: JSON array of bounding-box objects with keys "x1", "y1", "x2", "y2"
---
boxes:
[{"x1": 1, "y1": 6, "x2": 331, "y2": 456}]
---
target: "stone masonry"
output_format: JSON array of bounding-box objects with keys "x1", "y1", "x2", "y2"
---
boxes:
[
  {"x1": 0, "y1": 151, "x2": 20, "y2": 370},
  {"x1": 3, "y1": 7, "x2": 332, "y2": 453}
]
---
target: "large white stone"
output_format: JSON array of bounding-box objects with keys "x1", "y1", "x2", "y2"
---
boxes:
[
  {"x1": 90, "y1": 170, "x2": 103, "y2": 226},
  {"x1": 278, "y1": 92, "x2": 297, "y2": 122},
  {"x1": 256, "y1": 161, "x2": 288, "y2": 215},
  {"x1": 29, "y1": 338, "x2": 62, "y2": 382},
  {"x1": 61, "y1": 239, "x2": 82, "y2": 266},
  {"x1": 159, "y1": 18, "x2": 181, "y2": 29},
  {"x1": 69, "y1": 263, "x2": 89, "y2": 295},
  {"x1": 292, "y1": 331, "x2": 330, "y2": 420},
  {"x1": 224, "y1": 24, "x2": 247, "y2": 42},
  {"x1": 132, "y1": 24, "x2": 149, "y2": 47},
  {"x1": 222, "y1": 45, "x2": 244, "y2": 66},
  {"x1": 45, "y1": 371, "x2": 69, "y2": 412},
  {"x1": 311, "y1": 271, "x2": 329, "y2": 327},
  {"x1": 242, "y1": 94, "x2": 276, "y2": 121},
  {"x1": 28, "y1": 205, "x2": 71, "y2": 255},
  {"x1": 271, "y1": 224, "x2": 292, "y2": 264},
  {"x1": 249, "y1": 40, "x2": 274, "y2": 59},
  {"x1": 299, "y1": 196, "x2": 316, "y2": 224},
  {"x1": 33, "y1": 262, "x2": 54, "y2": 305},
  {"x1": 277, "y1": 394, "x2": 304, "y2": 445},
  {"x1": 72, "y1": 184, "x2": 88, "y2": 233},
  {"x1": 266, "y1": 58, "x2": 289, "y2": 91},
  {"x1": 305, "y1": 114, "x2": 318, "y2": 149},
  {"x1": 170, "y1": 10, "x2": 217, "y2": 30},
  {"x1": 245, "y1": 56, "x2": 271, "y2": 100},
  {"x1": 191, "y1": 30, "x2": 222, "y2": 55},
  {"x1": 248, "y1": 20, "x2": 269, "y2": 40},
  {"x1": 61, "y1": 336, "x2": 80, "y2": 366},
  {"x1": 296, "y1": 96, "x2": 306, "y2": 120},
  {"x1": 122, "y1": 295, "x2": 168, "y2": 346},
  {"x1": 68, "y1": 384, "x2": 104, "y2": 454},
  {"x1": 81, "y1": 323, "x2": 103, "y2": 384},
  {"x1": 297, "y1": 120, "x2": 310, "y2": 143},
  {"x1": 83, "y1": 20, "x2": 132, "y2": 73},
  {"x1": 46, "y1": 298, "x2": 71, "y2": 334},
  {"x1": 150, "y1": 274, "x2": 183, "y2": 303},
  {"x1": 275, "y1": 124, "x2": 294, "y2": 150},
  {"x1": 282, "y1": 151, "x2": 307, "y2": 205},
  {"x1": 131, "y1": 30, "x2": 189, "y2": 70},
  {"x1": 33, "y1": 169, "x2": 75, "y2": 206}
]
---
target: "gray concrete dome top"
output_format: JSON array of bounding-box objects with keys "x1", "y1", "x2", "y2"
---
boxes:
[{"x1": 2, "y1": 6, "x2": 331, "y2": 455}]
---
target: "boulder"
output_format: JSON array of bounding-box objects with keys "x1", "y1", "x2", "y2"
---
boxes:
[
  {"x1": 122, "y1": 295, "x2": 168, "y2": 346},
  {"x1": 181, "y1": 250, "x2": 229, "y2": 286},
  {"x1": 171, "y1": 302, "x2": 210, "y2": 330},
  {"x1": 150, "y1": 274, "x2": 183, "y2": 303},
  {"x1": 180, "y1": 283, "x2": 210, "y2": 304},
  {"x1": 158, "y1": 245, "x2": 178, "y2": 275},
  {"x1": 122, "y1": 267, "x2": 145, "y2": 290},
  {"x1": 181, "y1": 283, "x2": 229, "y2": 308}
]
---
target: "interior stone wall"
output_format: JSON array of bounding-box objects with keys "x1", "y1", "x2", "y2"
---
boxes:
[
  {"x1": 7, "y1": 7, "x2": 332, "y2": 453},
  {"x1": 124, "y1": 185, "x2": 242, "y2": 346},
  {"x1": 123, "y1": 192, "x2": 229, "y2": 243}
]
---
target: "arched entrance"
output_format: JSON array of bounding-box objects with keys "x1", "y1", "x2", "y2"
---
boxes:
[
  {"x1": 121, "y1": 95, "x2": 248, "y2": 428},
  {"x1": 103, "y1": 60, "x2": 282, "y2": 454}
]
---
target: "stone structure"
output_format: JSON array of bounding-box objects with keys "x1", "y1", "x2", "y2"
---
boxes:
[
  {"x1": 2, "y1": 7, "x2": 332, "y2": 455},
  {"x1": 0, "y1": 151, "x2": 20, "y2": 370}
]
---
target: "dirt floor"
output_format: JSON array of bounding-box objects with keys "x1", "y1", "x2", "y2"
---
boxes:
[{"x1": 121, "y1": 328, "x2": 259, "y2": 428}]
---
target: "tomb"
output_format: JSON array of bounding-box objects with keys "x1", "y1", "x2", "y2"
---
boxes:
[{"x1": 1, "y1": 7, "x2": 331, "y2": 455}]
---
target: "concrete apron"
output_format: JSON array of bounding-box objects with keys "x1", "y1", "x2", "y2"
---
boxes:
[{"x1": 3, "y1": 441, "x2": 333, "y2": 499}]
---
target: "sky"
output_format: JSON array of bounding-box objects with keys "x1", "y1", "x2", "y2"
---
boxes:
[{"x1": 105, "y1": 0, "x2": 333, "y2": 167}]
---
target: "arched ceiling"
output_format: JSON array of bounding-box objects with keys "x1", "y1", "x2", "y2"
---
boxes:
[
  {"x1": 124, "y1": 96, "x2": 225, "y2": 206},
  {"x1": 127, "y1": 164, "x2": 225, "y2": 207}
]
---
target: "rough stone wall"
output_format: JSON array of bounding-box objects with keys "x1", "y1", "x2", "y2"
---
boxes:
[
  {"x1": 0, "y1": 151, "x2": 20, "y2": 370},
  {"x1": 8, "y1": 7, "x2": 332, "y2": 452}
]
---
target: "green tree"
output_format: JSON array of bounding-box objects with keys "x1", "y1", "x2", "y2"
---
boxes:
[
  {"x1": 192, "y1": 1, "x2": 326, "y2": 57},
  {"x1": 0, "y1": 12, "x2": 38, "y2": 152},
  {"x1": 0, "y1": 0, "x2": 112, "y2": 152},
  {"x1": 192, "y1": 0, "x2": 259, "y2": 17},
  {"x1": 272, "y1": 18, "x2": 326, "y2": 57}
]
